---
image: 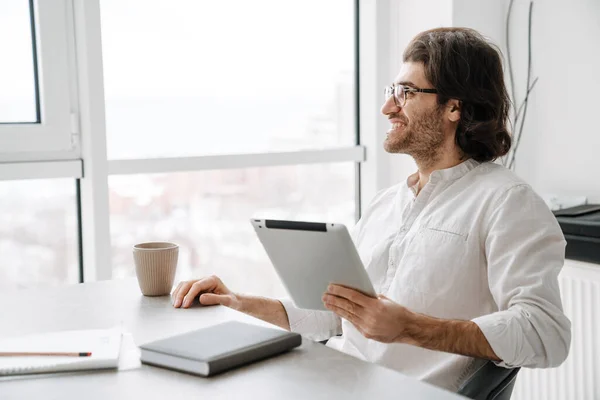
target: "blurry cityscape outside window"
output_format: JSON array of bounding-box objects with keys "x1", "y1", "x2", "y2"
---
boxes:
[
  {"x1": 0, "y1": 1, "x2": 38, "y2": 123},
  {"x1": 100, "y1": 0, "x2": 356, "y2": 159},
  {"x1": 0, "y1": 179, "x2": 78, "y2": 290},
  {"x1": 109, "y1": 163, "x2": 355, "y2": 298}
]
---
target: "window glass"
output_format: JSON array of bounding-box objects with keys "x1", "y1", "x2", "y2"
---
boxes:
[
  {"x1": 109, "y1": 163, "x2": 356, "y2": 298},
  {"x1": 0, "y1": 1, "x2": 38, "y2": 123},
  {"x1": 100, "y1": 0, "x2": 355, "y2": 159},
  {"x1": 0, "y1": 179, "x2": 78, "y2": 289}
]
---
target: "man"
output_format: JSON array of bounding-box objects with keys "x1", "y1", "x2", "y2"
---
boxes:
[{"x1": 172, "y1": 28, "x2": 571, "y2": 392}]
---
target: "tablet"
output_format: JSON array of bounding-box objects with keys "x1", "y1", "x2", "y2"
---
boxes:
[{"x1": 251, "y1": 219, "x2": 376, "y2": 311}]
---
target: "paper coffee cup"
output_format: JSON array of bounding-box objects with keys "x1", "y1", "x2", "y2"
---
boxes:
[{"x1": 133, "y1": 242, "x2": 179, "y2": 296}]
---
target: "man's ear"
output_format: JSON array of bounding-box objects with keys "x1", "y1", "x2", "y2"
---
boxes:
[{"x1": 447, "y1": 99, "x2": 461, "y2": 122}]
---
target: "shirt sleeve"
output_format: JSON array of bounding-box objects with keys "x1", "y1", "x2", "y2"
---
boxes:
[
  {"x1": 279, "y1": 299, "x2": 342, "y2": 342},
  {"x1": 472, "y1": 184, "x2": 572, "y2": 368}
]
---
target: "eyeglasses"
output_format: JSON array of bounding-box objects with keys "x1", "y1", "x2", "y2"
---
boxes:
[{"x1": 384, "y1": 84, "x2": 438, "y2": 107}]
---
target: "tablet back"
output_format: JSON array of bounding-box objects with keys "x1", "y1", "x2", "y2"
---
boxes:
[{"x1": 251, "y1": 219, "x2": 376, "y2": 310}]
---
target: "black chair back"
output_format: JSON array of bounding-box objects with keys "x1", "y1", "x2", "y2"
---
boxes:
[{"x1": 457, "y1": 360, "x2": 520, "y2": 400}]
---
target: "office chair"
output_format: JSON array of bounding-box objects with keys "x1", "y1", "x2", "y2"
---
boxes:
[{"x1": 457, "y1": 360, "x2": 520, "y2": 400}]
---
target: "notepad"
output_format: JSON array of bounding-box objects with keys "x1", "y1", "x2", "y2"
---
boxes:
[
  {"x1": 0, "y1": 327, "x2": 122, "y2": 376},
  {"x1": 140, "y1": 321, "x2": 301, "y2": 377}
]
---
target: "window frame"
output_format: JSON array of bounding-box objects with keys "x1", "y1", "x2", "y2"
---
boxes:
[{"x1": 0, "y1": 0, "x2": 79, "y2": 162}]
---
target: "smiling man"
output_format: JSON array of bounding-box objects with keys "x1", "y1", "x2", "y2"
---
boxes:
[{"x1": 172, "y1": 28, "x2": 571, "y2": 392}]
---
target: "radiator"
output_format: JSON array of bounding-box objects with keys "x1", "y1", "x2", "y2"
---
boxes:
[{"x1": 512, "y1": 260, "x2": 600, "y2": 400}]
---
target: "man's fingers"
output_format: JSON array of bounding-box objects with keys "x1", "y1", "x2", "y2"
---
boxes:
[
  {"x1": 171, "y1": 282, "x2": 183, "y2": 300},
  {"x1": 181, "y1": 279, "x2": 214, "y2": 308},
  {"x1": 323, "y1": 293, "x2": 363, "y2": 317},
  {"x1": 326, "y1": 284, "x2": 372, "y2": 307},
  {"x1": 172, "y1": 276, "x2": 224, "y2": 308},
  {"x1": 323, "y1": 294, "x2": 364, "y2": 321},
  {"x1": 172, "y1": 281, "x2": 193, "y2": 308},
  {"x1": 199, "y1": 293, "x2": 231, "y2": 307}
]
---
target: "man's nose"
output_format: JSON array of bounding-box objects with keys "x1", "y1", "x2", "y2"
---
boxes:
[{"x1": 381, "y1": 95, "x2": 400, "y2": 116}]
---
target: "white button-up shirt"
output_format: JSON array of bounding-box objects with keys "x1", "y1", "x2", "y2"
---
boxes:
[{"x1": 281, "y1": 159, "x2": 571, "y2": 392}]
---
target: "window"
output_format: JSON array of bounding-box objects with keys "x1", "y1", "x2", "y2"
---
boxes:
[
  {"x1": 100, "y1": 0, "x2": 356, "y2": 159},
  {"x1": 97, "y1": 0, "x2": 363, "y2": 283},
  {"x1": 0, "y1": 179, "x2": 79, "y2": 290},
  {"x1": 0, "y1": 0, "x2": 77, "y2": 161},
  {"x1": 0, "y1": 1, "x2": 81, "y2": 289},
  {"x1": 109, "y1": 163, "x2": 355, "y2": 297},
  {"x1": 0, "y1": 1, "x2": 38, "y2": 123},
  {"x1": 1, "y1": 0, "x2": 372, "y2": 285}
]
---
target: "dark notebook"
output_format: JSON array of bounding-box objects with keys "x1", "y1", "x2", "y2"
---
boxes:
[{"x1": 139, "y1": 321, "x2": 302, "y2": 377}]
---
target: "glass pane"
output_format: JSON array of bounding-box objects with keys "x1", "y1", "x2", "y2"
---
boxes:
[
  {"x1": 0, "y1": 179, "x2": 78, "y2": 290},
  {"x1": 0, "y1": 1, "x2": 38, "y2": 123},
  {"x1": 109, "y1": 163, "x2": 356, "y2": 298},
  {"x1": 100, "y1": 0, "x2": 355, "y2": 159}
]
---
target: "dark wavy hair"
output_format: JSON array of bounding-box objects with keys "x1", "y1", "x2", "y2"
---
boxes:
[{"x1": 403, "y1": 27, "x2": 511, "y2": 162}]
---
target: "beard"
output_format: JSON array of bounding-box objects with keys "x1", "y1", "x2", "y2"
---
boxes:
[{"x1": 384, "y1": 105, "x2": 446, "y2": 167}]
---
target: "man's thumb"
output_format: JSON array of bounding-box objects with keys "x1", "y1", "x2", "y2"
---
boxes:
[{"x1": 199, "y1": 293, "x2": 230, "y2": 306}]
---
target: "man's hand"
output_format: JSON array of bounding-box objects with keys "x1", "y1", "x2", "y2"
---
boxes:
[
  {"x1": 171, "y1": 275, "x2": 291, "y2": 330},
  {"x1": 172, "y1": 276, "x2": 241, "y2": 309},
  {"x1": 323, "y1": 284, "x2": 412, "y2": 343},
  {"x1": 323, "y1": 284, "x2": 501, "y2": 361}
]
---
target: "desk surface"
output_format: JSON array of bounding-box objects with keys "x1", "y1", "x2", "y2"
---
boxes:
[{"x1": 0, "y1": 279, "x2": 463, "y2": 400}]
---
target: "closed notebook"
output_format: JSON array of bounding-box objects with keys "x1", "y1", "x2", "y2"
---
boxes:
[
  {"x1": 0, "y1": 327, "x2": 122, "y2": 376},
  {"x1": 139, "y1": 320, "x2": 301, "y2": 376}
]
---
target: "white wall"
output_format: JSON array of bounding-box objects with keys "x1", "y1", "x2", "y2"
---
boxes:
[{"x1": 510, "y1": 0, "x2": 600, "y2": 203}]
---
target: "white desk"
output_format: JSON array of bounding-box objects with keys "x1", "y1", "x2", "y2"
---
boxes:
[{"x1": 0, "y1": 279, "x2": 464, "y2": 399}]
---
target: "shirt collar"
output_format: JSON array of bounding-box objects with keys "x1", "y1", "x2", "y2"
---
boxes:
[{"x1": 405, "y1": 158, "x2": 480, "y2": 191}]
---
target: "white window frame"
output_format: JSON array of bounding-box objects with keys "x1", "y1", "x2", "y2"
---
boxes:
[
  {"x1": 0, "y1": 0, "x2": 396, "y2": 283},
  {"x1": 358, "y1": 0, "x2": 395, "y2": 211},
  {"x1": 0, "y1": 0, "x2": 79, "y2": 162}
]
